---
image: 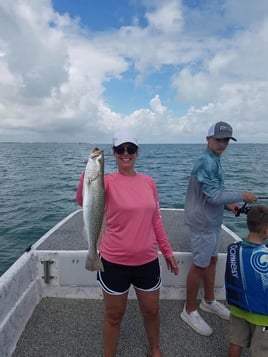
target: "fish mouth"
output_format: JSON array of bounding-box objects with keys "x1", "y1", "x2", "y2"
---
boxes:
[{"x1": 90, "y1": 147, "x2": 104, "y2": 159}]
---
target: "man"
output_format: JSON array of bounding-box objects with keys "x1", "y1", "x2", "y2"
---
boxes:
[{"x1": 181, "y1": 121, "x2": 257, "y2": 336}]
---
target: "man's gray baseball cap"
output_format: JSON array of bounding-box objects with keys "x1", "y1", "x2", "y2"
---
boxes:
[{"x1": 207, "y1": 121, "x2": 237, "y2": 141}]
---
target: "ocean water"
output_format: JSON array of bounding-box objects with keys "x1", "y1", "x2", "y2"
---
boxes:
[{"x1": 0, "y1": 142, "x2": 267, "y2": 276}]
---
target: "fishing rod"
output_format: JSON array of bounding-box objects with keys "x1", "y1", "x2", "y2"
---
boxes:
[{"x1": 235, "y1": 197, "x2": 268, "y2": 217}]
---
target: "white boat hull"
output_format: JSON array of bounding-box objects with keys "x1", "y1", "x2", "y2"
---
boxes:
[{"x1": 0, "y1": 208, "x2": 240, "y2": 357}]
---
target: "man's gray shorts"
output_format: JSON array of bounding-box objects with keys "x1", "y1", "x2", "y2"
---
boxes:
[{"x1": 189, "y1": 228, "x2": 221, "y2": 268}]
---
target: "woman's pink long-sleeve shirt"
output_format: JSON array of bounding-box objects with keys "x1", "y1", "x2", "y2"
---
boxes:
[{"x1": 76, "y1": 171, "x2": 173, "y2": 265}]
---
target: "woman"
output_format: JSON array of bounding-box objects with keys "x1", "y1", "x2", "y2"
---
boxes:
[{"x1": 76, "y1": 129, "x2": 178, "y2": 357}]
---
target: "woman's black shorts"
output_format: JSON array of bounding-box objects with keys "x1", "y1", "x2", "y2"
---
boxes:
[{"x1": 97, "y1": 257, "x2": 161, "y2": 295}]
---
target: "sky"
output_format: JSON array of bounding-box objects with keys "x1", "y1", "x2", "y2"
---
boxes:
[{"x1": 0, "y1": 0, "x2": 268, "y2": 144}]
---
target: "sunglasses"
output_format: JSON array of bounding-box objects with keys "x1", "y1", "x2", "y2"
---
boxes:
[{"x1": 113, "y1": 144, "x2": 138, "y2": 155}]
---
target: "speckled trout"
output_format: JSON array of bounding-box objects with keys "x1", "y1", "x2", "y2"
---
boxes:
[{"x1": 83, "y1": 148, "x2": 105, "y2": 271}]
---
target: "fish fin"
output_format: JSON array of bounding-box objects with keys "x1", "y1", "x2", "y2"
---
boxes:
[
  {"x1": 85, "y1": 254, "x2": 104, "y2": 272},
  {"x1": 84, "y1": 171, "x2": 100, "y2": 184},
  {"x1": 88, "y1": 172, "x2": 100, "y2": 182}
]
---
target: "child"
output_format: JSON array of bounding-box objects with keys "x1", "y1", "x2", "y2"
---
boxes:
[{"x1": 225, "y1": 205, "x2": 268, "y2": 357}]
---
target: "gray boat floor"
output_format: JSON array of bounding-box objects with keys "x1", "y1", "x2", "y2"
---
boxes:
[
  {"x1": 12, "y1": 210, "x2": 250, "y2": 356},
  {"x1": 35, "y1": 209, "x2": 234, "y2": 253},
  {"x1": 13, "y1": 298, "x2": 250, "y2": 357}
]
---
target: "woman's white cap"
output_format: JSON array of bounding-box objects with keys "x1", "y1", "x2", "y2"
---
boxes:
[{"x1": 113, "y1": 128, "x2": 138, "y2": 147}]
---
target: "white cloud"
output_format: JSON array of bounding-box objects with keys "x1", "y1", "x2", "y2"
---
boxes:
[
  {"x1": 172, "y1": 68, "x2": 217, "y2": 102},
  {"x1": 145, "y1": 0, "x2": 184, "y2": 33},
  {"x1": 0, "y1": 0, "x2": 268, "y2": 143}
]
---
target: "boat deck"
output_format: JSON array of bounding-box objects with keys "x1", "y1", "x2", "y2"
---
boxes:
[
  {"x1": 34, "y1": 209, "x2": 236, "y2": 253},
  {"x1": 13, "y1": 299, "x2": 249, "y2": 357},
  {"x1": 10, "y1": 209, "x2": 249, "y2": 356}
]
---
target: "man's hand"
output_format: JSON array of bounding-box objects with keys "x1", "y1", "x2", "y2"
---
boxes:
[
  {"x1": 242, "y1": 192, "x2": 258, "y2": 203},
  {"x1": 226, "y1": 204, "x2": 240, "y2": 215}
]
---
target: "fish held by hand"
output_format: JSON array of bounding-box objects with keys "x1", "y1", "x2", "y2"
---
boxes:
[{"x1": 83, "y1": 147, "x2": 105, "y2": 271}]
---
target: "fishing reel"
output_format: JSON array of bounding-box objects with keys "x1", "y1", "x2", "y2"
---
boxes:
[
  {"x1": 235, "y1": 203, "x2": 252, "y2": 217},
  {"x1": 235, "y1": 197, "x2": 268, "y2": 217}
]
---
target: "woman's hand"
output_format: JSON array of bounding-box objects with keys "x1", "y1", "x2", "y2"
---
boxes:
[{"x1": 165, "y1": 256, "x2": 179, "y2": 275}]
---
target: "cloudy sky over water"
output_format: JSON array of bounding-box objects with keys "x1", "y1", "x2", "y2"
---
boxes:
[{"x1": 0, "y1": 0, "x2": 268, "y2": 143}]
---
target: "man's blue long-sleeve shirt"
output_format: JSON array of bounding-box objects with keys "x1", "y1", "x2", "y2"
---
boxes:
[{"x1": 184, "y1": 149, "x2": 243, "y2": 232}]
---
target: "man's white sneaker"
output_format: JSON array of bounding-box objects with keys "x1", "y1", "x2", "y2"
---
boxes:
[
  {"x1": 180, "y1": 305, "x2": 213, "y2": 336},
  {"x1": 199, "y1": 299, "x2": 230, "y2": 320}
]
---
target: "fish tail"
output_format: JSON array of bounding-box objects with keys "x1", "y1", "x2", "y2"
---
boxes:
[{"x1": 85, "y1": 254, "x2": 104, "y2": 272}]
